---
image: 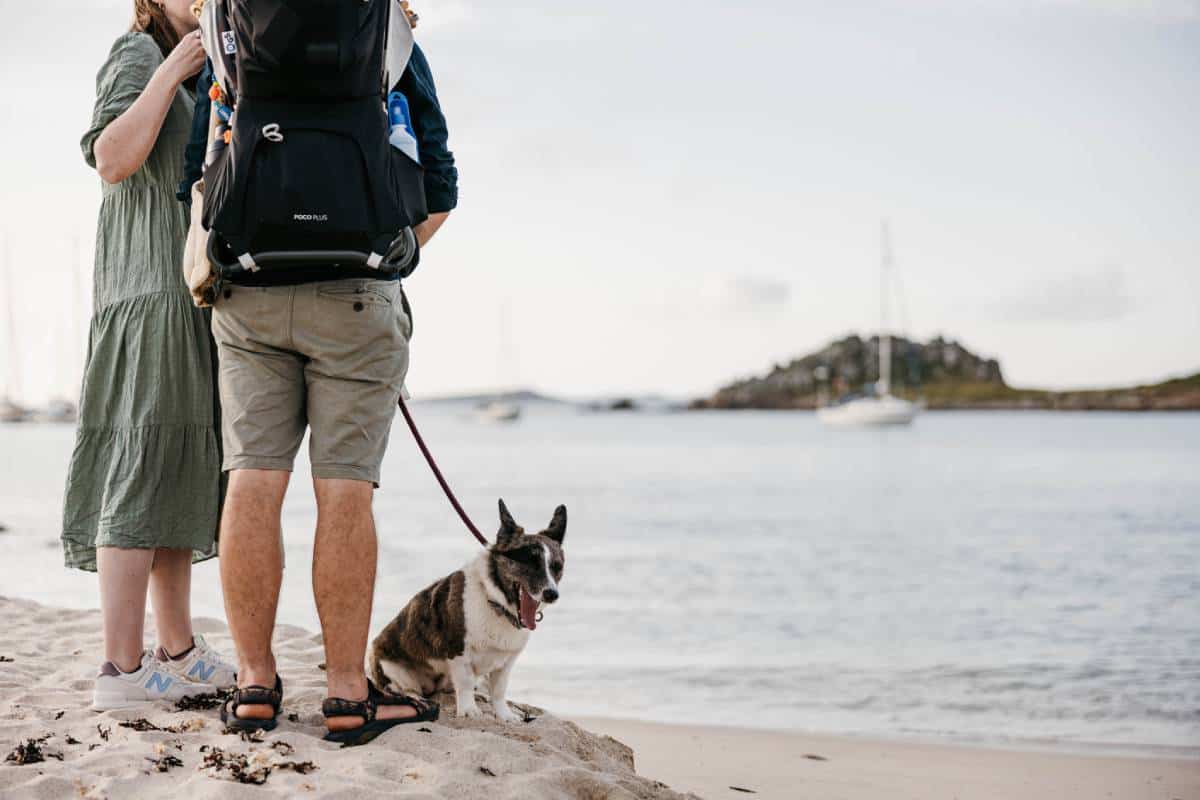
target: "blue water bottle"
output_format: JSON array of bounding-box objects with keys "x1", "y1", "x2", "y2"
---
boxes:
[{"x1": 387, "y1": 91, "x2": 420, "y2": 164}]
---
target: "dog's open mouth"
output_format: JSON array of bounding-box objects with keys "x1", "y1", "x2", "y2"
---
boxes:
[{"x1": 519, "y1": 589, "x2": 540, "y2": 630}]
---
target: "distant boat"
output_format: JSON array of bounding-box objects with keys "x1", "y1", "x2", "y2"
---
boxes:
[
  {"x1": 818, "y1": 222, "x2": 920, "y2": 428},
  {"x1": 474, "y1": 300, "x2": 522, "y2": 424},
  {"x1": 0, "y1": 398, "x2": 28, "y2": 424},
  {"x1": 475, "y1": 399, "x2": 522, "y2": 423},
  {"x1": 2, "y1": 240, "x2": 28, "y2": 423},
  {"x1": 32, "y1": 397, "x2": 78, "y2": 424},
  {"x1": 818, "y1": 392, "x2": 919, "y2": 426}
]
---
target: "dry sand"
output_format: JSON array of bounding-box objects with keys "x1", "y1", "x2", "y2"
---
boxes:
[
  {"x1": 2, "y1": 596, "x2": 1196, "y2": 800},
  {"x1": 0, "y1": 596, "x2": 696, "y2": 799}
]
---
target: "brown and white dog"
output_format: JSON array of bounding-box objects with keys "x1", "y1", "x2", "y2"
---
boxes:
[{"x1": 369, "y1": 500, "x2": 566, "y2": 721}]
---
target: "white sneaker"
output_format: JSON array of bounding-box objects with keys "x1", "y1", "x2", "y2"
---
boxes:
[
  {"x1": 92, "y1": 651, "x2": 216, "y2": 711},
  {"x1": 157, "y1": 635, "x2": 237, "y2": 690}
]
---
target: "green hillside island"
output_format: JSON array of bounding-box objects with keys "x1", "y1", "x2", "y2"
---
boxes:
[{"x1": 691, "y1": 335, "x2": 1200, "y2": 411}]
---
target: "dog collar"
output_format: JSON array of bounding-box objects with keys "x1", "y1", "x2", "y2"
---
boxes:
[
  {"x1": 488, "y1": 599, "x2": 543, "y2": 630},
  {"x1": 488, "y1": 599, "x2": 526, "y2": 630}
]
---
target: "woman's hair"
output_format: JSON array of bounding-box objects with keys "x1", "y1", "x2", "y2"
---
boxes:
[{"x1": 130, "y1": 0, "x2": 181, "y2": 58}]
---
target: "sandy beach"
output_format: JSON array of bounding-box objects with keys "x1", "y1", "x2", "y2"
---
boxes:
[
  {"x1": 1, "y1": 596, "x2": 1197, "y2": 800},
  {"x1": 575, "y1": 718, "x2": 1200, "y2": 800}
]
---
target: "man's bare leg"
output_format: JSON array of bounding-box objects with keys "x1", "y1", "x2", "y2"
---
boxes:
[
  {"x1": 314, "y1": 478, "x2": 415, "y2": 731},
  {"x1": 220, "y1": 468, "x2": 289, "y2": 720}
]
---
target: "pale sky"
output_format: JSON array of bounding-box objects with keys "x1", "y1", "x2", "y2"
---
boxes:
[{"x1": 1, "y1": 0, "x2": 1198, "y2": 404}]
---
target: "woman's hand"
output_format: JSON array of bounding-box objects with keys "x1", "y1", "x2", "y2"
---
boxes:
[
  {"x1": 161, "y1": 29, "x2": 206, "y2": 85},
  {"x1": 94, "y1": 31, "x2": 205, "y2": 184}
]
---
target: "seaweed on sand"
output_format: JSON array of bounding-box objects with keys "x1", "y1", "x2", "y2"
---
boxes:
[
  {"x1": 146, "y1": 753, "x2": 184, "y2": 773},
  {"x1": 5, "y1": 734, "x2": 62, "y2": 765},
  {"x1": 201, "y1": 746, "x2": 272, "y2": 785},
  {"x1": 175, "y1": 691, "x2": 229, "y2": 711},
  {"x1": 199, "y1": 744, "x2": 319, "y2": 785},
  {"x1": 119, "y1": 718, "x2": 163, "y2": 732}
]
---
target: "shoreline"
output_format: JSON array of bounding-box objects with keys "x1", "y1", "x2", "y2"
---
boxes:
[
  {"x1": 573, "y1": 717, "x2": 1200, "y2": 800},
  {"x1": 580, "y1": 715, "x2": 1200, "y2": 762}
]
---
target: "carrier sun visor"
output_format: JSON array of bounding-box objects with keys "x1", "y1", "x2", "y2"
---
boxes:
[
  {"x1": 200, "y1": 0, "x2": 238, "y2": 101},
  {"x1": 384, "y1": 0, "x2": 415, "y2": 94}
]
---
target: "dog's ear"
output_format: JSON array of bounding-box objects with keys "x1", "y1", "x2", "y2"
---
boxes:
[
  {"x1": 496, "y1": 498, "x2": 523, "y2": 548},
  {"x1": 544, "y1": 505, "x2": 567, "y2": 543}
]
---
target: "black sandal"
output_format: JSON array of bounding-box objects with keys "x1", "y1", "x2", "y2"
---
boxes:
[
  {"x1": 220, "y1": 675, "x2": 283, "y2": 732},
  {"x1": 322, "y1": 680, "x2": 439, "y2": 746}
]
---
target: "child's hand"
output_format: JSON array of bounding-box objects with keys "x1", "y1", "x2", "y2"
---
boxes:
[
  {"x1": 401, "y1": 1, "x2": 418, "y2": 29},
  {"x1": 164, "y1": 29, "x2": 206, "y2": 85}
]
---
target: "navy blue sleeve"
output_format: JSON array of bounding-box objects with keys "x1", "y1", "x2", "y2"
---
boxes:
[
  {"x1": 398, "y1": 43, "x2": 458, "y2": 214},
  {"x1": 177, "y1": 60, "x2": 214, "y2": 203}
]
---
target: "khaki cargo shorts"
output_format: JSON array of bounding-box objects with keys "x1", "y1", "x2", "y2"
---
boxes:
[{"x1": 211, "y1": 277, "x2": 412, "y2": 486}]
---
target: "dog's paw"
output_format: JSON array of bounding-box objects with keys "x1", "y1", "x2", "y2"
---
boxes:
[
  {"x1": 493, "y1": 703, "x2": 518, "y2": 723},
  {"x1": 457, "y1": 704, "x2": 483, "y2": 719}
]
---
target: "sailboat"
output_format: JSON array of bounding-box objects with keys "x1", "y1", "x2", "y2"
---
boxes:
[
  {"x1": 818, "y1": 223, "x2": 920, "y2": 427},
  {"x1": 475, "y1": 398, "x2": 521, "y2": 423},
  {"x1": 1, "y1": 239, "x2": 28, "y2": 423},
  {"x1": 35, "y1": 236, "x2": 83, "y2": 424},
  {"x1": 474, "y1": 301, "x2": 522, "y2": 423}
]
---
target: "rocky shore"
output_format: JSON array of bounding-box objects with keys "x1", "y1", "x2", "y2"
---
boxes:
[{"x1": 691, "y1": 334, "x2": 1200, "y2": 411}]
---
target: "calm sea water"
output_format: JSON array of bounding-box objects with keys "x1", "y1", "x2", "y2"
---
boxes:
[{"x1": 1, "y1": 407, "x2": 1198, "y2": 753}]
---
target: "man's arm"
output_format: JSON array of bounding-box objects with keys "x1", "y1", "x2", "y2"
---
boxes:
[
  {"x1": 414, "y1": 212, "x2": 449, "y2": 247},
  {"x1": 399, "y1": 43, "x2": 458, "y2": 247}
]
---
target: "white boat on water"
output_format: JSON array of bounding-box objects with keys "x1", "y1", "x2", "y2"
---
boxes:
[
  {"x1": 817, "y1": 392, "x2": 919, "y2": 426},
  {"x1": 476, "y1": 399, "x2": 521, "y2": 423},
  {"x1": 818, "y1": 222, "x2": 920, "y2": 428},
  {"x1": 33, "y1": 397, "x2": 78, "y2": 424},
  {"x1": 474, "y1": 301, "x2": 522, "y2": 423},
  {"x1": 0, "y1": 398, "x2": 28, "y2": 424}
]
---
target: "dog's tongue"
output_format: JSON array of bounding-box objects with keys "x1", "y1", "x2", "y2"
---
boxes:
[{"x1": 519, "y1": 589, "x2": 539, "y2": 631}]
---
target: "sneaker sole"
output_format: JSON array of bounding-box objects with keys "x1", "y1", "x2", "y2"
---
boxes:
[
  {"x1": 92, "y1": 684, "x2": 216, "y2": 711},
  {"x1": 92, "y1": 695, "x2": 154, "y2": 711}
]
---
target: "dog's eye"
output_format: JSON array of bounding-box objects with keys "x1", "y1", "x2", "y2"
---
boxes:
[
  {"x1": 502, "y1": 547, "x2": 539, "y2": 566},
  {"x1": 550, "y1": 561, "x2": 563, "y2": 573}
]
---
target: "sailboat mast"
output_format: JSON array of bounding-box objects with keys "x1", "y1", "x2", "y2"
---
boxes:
[
  {"x1": 2, "y1": 236, "x2": 20, "y2": 406},
  {"x1": 879, "y1": 221, "x2": 891, "y2": 397}
]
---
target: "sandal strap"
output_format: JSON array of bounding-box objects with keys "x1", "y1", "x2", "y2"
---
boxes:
[
  {"x1": 322, "y1": 696, "x2": 375, "y2": 722},
  {"x1": 232, "y1": 675, "x2": 283, "y2": 713},
  {"x1": 368, "y1": 680, "x2": 434, "y2": 714},
  {"x1": 322, "y1": 681, "x2": 434, "y2": 722}
]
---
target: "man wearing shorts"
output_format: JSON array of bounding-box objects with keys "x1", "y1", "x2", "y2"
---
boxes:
[{"x1": 211, "y1": 41, "x2": 458, "y2": 741}]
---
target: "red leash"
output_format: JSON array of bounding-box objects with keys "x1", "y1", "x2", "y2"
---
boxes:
[{"x1": 397, "y1": 397, "x2": 489, "y2": 548}]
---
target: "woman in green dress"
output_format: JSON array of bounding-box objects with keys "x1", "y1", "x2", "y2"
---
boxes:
[{"x1": 63, "y1": 0, "x2": 235, "y2": 710}]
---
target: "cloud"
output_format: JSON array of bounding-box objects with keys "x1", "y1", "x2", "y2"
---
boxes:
[
  {"x1": 1044, "y1": 0, "x2": 1200, "y2": 19},
  {"x1": 991, "y1": 266, "x2": 1135, "y2": 323},
  {"x1": 410, "y1": 0, "x2": 478, "y2": 31},
  {"x1": 907, "y1": 0, "x2": 1200, "y2": 21},
  {"x1": 724, "y1": 277, "x2": 793, "y2": 314}
]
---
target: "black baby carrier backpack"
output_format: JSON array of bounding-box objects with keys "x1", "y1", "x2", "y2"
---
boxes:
[{"x1": 201, "y1": 0, "x2": 427, "y2": 283}]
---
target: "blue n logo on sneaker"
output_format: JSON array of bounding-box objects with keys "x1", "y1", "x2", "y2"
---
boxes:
[
  {"x1": 188, "y1": 660, "x2": 217, "y2": 682},
  {"x1": 145, "y1": 672, "x2": 174, "y2": 693}
]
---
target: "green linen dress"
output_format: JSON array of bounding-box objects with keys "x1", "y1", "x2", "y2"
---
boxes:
[{"x1": 61, "y1": 32, "x2": 222, "y2": 571}]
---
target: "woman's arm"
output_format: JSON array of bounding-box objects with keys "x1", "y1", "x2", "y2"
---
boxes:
[{"x1": 94, "y1": 31, "x2": 206, "y2": 184}]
